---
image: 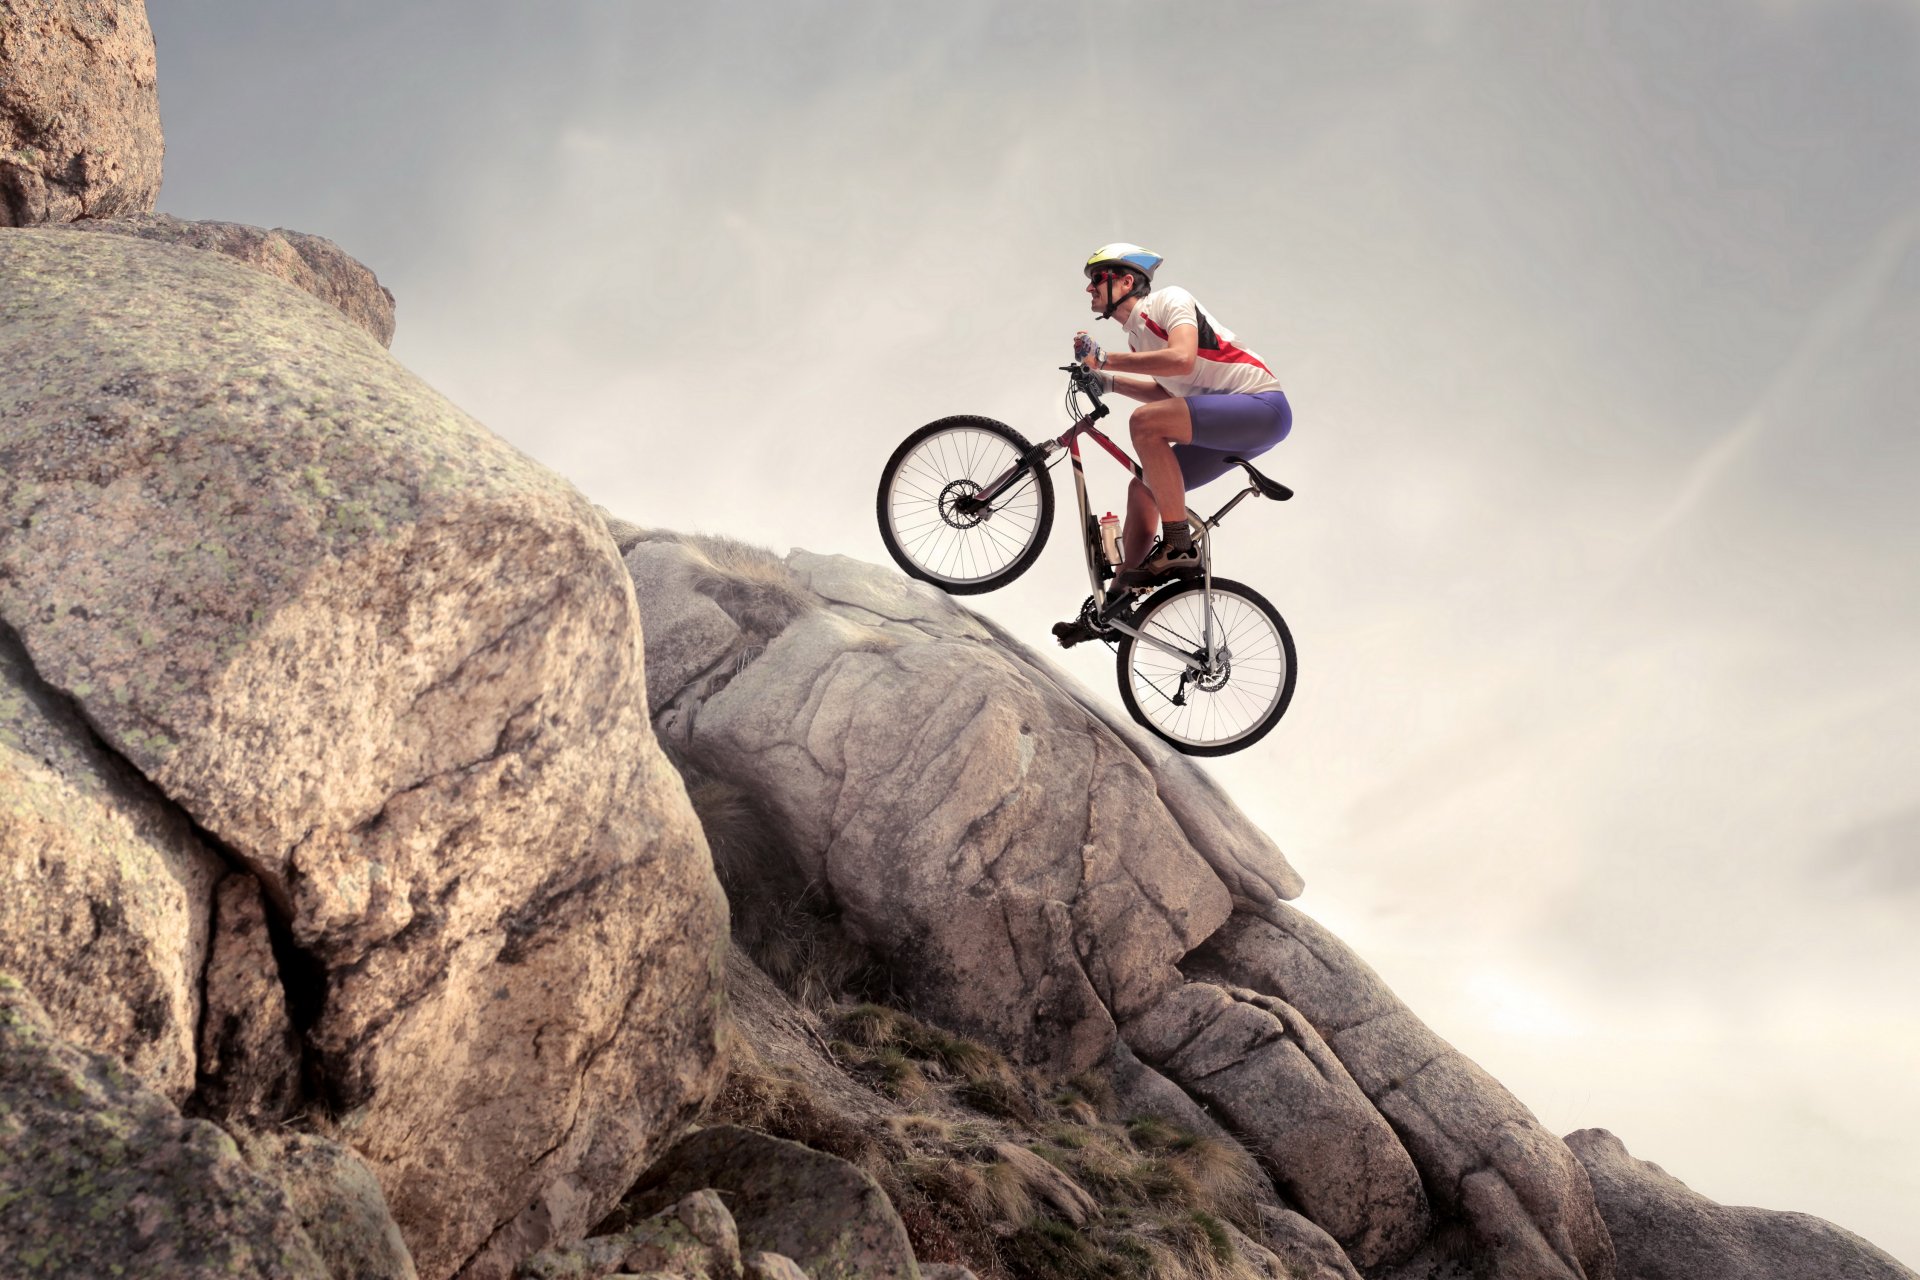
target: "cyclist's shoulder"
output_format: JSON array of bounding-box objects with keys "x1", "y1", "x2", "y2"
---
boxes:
[{"x1": 1141, "y1": 284, "x2": 1203, "y2": 322}]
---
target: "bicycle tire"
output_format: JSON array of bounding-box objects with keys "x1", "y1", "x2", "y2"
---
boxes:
[
  {"x1": 1116, "y1": 576, "x2": 1296, "y2": 756},
  {"x1": 876, "y1": 416, "x2": 1054, "y2": 594}
]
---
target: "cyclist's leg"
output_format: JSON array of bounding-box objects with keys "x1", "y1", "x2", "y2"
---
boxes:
[
  {"x1": 1122, "y1": 478, "x2": 1159, "y2": 567},
  {"x1": 1127, "y1": 398, "x2": 1195, "y2": 530},
  {"x1": 1181, "y1": 390, "x2": 1292, "y2": 472},
  {"x1": 1169, "y1": 445, "x2": 1242, "y2": 490}
]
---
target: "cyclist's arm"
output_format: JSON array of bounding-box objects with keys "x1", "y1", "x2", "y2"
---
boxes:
[
  {"x1": 1098, "y1": 323, "x2": 1199, "y2": 377},
  {"x1": 1108, "y1": 373, "x2": 1171, "y2": 402}
]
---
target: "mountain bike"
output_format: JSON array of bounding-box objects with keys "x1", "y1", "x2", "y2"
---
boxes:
[{"x1": 875, "y1": 365, "x2": 1296, "y2": 756}]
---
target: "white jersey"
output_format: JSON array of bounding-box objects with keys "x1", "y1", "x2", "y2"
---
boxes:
[{"x1": 1123, "y1": 286, "x2": 1280, "y2": 398}]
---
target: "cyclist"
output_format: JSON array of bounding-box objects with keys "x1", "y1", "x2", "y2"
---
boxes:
[{"x1": 1054, "y1": 243, "x2": 1292, "y2": 647}]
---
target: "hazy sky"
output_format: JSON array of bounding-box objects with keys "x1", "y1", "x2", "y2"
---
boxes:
[{"x1": 147, "y1": 0, "x2": 1919, "y2": 1264}]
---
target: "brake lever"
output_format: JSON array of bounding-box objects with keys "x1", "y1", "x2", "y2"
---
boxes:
[{"x1": 1059, "y1": 363, "x2": 1105, "y2": 401}]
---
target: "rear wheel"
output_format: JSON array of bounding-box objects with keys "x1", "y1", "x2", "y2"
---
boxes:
[
  {"x1": 1116, "y1": 577, "x2": 1295, "y2": 755},
  {"x1": 877, "y1": 416, "x2": 1053, "y2": 594}
]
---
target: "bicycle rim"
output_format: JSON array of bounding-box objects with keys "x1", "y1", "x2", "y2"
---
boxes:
[
  {"x1": 1119, "y1": 579, "x2": 1295, "y2": 754},
  {"x1": 882, "y1": 423, "x2": 1048, "y2": 589}
]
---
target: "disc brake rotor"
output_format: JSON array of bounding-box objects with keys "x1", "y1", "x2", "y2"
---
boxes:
[
  {"x1": 939, "y1": 479, "x2": 987, "y2": 529},
  {"x1": 1195, "y1": 648, "x2": 1232, "y2": 692}
]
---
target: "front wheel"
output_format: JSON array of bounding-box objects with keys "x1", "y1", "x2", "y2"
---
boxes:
[
  {"x1": 1117, "y1": 577, "x2": 1296, "y2": 756},
  {"x1": 876, "y1": 416, "x2": 1054, "y2": 594}
]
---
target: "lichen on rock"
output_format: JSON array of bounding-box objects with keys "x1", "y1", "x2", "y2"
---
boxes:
[
  {"x1": 0, "y1": 0, "x2": 164, "y2": 226},
  {"x1": 0, "y1": 618, "x2": 222, "y2": 1104},
  {"x1": 1, "y1": 228, "x2": 730, "y2": 1280},
  {"x1": 0, "y1": 972, "x2": 329, "y2": 1278}
]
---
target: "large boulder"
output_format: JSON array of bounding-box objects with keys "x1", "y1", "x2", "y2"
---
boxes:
[
  {"x1": 622, "y1": 533, "x2": 1299, "y2": 1074},
  {"x1": 1259, "y1": 1206, "x2": 1365, "y2": 1280},
  {"x1": 0, "y1": 0, "x2": 163, "y2": 225},
  {"x1": 0, "y1": 973, "x2": 329, "y2": 1278},
  {"x1": 0, "y1": 228, "x2": 729, "y2": 1279},
  {"x1": 69, "y1": 213, "x2": 397, "y2": 345},
  {"x1": 603, "y1": 1126, "x2": 918, "y2": 1280},
  {"x1": 240, "y1": 1128, "x2": 420, "y2": 1280},
  {"x1": 1189, "y1": 902, "x2": 1616, "y2": 1280},
  {"x1": 1124, "y1": 981, "x2": 1429, "y2": 1268},
  {"x1": 0, "y1": 617, "x2": 222, "y2": 1103},
  {"x1": 1566, "y1": 1128, "x2": 1917, "y2": 1280},
  {"x1": 519, "y1": 1189, "x2": 741, "y2": 1280}
]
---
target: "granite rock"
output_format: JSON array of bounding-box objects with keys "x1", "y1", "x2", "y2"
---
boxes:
[
  {"x1": 605, "y1": 1126, "x2": 916, "y2": 1280},
  {"x1": 69, "y1": 213, "x2": 397, "y2": 345},
  {"x1": 1124, "y1": 981, "x2": 1429, "y2": 1268},
  {"x1": 0, "y1": 0, "x2": 163, "y2": 225},
  {"x1": 0, "y1": 228, "x2": 728, "y2": 1280},
  {"x1": 1190, "y1": 903, "x2": 1615, "y2": 1280},
  {"x1": 0, "y1": 973, "x2": 328, "y2": 1278},
  {"x1": 0, "y1": 618, "x2": 221, "y2": 1103},
  {"x1": 1567, "y1": 1128, "x2": 1916, "y2": 1280}
]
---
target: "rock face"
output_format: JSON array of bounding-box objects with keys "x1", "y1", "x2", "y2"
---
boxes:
[
  {"x1": 1189, "y1": 902, "x2": 1615, "y2": 1280},
  {"x1": 0, "y1": 0, "x2": 163, "y2": 225},
  {"x1": 241, "y1": 1128, "x2": 420, "y2": 1280},
  {"x1": 0, "y1": 973, "x2": 329, "y2": 1278},
  {"x1": 622, "y1": 533, "x2": 1299, "y2": 1075},
  {"x1": 607, "y1": 1126, "x2": 919, "y2": 1280},
  {"x1": 521, "y1": 1189, "x2": 742, "y2": 1280},
  {"x1": 1260, "y1": 1206, "x2": 1366, "y2": 1280},
  {"x1": 0, "y1": 228, "x2": 729, "y2": 1280},
  {"x1": 0, "y1": 618, "x2": 223, "y2": 1104},
  {"x1": 1566, "y1": 1129, "x2": 1918, "y2": 1280},
  {"x1": 69, "y1": 213, "x2": 398, "y2": 345},
  {"x1": 1124, "y1": 981, "x2": 1429, "y2": 1268}
]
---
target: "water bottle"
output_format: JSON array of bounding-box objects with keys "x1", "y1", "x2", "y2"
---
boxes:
[{"x1": 1098, "y1": 511, "x2": 1123, "y2": 568}]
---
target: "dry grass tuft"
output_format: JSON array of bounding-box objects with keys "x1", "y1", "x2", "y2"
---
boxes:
[
  {"x1": 706, "y1": 1036, "x2": 886, "y2": 1172},
  {"x1": 1164, "y1": 1133, "x2": 1268, "y2": 1230},
  {"x1": 889, "y1": 1113, "x2": 954, "y2": 1145},
  {"x1": 833, "y1": 1005, "x2": 1011, "y2": 1084},
  {"x1": 709, "y1": 1022, "x2": 1286, "y2": 1280},
  {"x1": 1055, "y1": 1096, "x2": 1101, "y2": 1128},
  {"x1": 667, "y1": 756, "x2": 880, "y2": 1010},
  {"x1": 973, "y1": 1155, "x2": 1041, "y2": 1227},
  {"x1": 954, "y1": 1075, "x2": 1039, "y2": 1126},
  {"x1": 692, "y1": 951, "x2": 1282, "y2": 1278},
  {"x1": 1063, "y1": 1070, "x2": 1117, "y2": 1115},
  {"x1": 673, "y1": 531, "x2": 819, "y2": 641}
]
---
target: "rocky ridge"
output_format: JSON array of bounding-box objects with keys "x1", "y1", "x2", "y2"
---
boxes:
[{"x1": 2, "y1": 9, "x2": 1916, "y2": 1278}]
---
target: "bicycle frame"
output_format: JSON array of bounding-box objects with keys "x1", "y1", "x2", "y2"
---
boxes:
[{"x1": 964, "y1": 377, "x2": 1273, "y2": 676}]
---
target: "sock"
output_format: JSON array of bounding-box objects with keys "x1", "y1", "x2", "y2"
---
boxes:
[{"x1": 1163, "y1": 523, "x2": 1193, "y2": 554}]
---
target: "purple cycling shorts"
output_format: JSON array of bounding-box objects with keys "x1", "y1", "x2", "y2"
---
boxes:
[{"x1": 1174, "y1": 389, "x2": 1292, "y2": 489}]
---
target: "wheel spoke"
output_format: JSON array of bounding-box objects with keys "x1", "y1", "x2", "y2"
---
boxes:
[
  {"x1": 882, "y1": 424, "x2": 1053, "y2": 587},
  {"x1": 1119, "y1": 581, "x2": 1292, "y2": 753}
]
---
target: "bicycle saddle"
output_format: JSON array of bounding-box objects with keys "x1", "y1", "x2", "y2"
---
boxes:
[{"x1": 1224, "y1": 456, "x2": 1294, "y2": 501}]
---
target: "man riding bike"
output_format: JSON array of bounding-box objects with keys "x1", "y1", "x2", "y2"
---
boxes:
[{"x1": 1054, "y1": 243, "x2": 1293, "y2": 647}]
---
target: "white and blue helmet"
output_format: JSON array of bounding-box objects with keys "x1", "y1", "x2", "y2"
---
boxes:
[
  {"x1": 1085, "y1": 243, "x2": 1162, "y2": 318},
  {"x1": 1084, "y1": 243, "x2": 1163, "y2": 286}
]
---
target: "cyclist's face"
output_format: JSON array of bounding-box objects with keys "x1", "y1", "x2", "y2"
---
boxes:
[{"x1": 1086, "y1": 271, "x2": 1122, "y2": 309}]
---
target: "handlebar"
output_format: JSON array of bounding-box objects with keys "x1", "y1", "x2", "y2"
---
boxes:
[
  {"x1": 1059, "y1": 363, "x2": 1109, "y2": 424},
  {"x1": 1059, "y1": 362, "x2": 1104, "y2": 397}
]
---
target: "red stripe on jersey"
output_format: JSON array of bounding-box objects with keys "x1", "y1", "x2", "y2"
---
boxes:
[
  {"x1": 1197, "y1": 344, "x2": 1273, "y2": 373},
  {"x1": 1142, "y1": 315, "x2": 1271, "y2": 374}
]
